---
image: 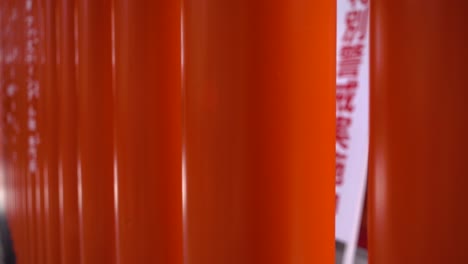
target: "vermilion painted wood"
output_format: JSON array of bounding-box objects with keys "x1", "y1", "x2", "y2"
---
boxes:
[
  {"x1": 1, "y1": 1, "x2": 23, "y2": 260},
  {"x1": 77, "y1": 0, "x2": 116, "y2": 263},
  {"x1": 113, "y1": 0, "x2": 183, "y2": 263},
  {"x1": 369, "y1": 1, "x2": 468, "y2": 263},
  {"x1": 56, "y1": 0, "x2": 80, "y2": 263},
  {"x1": 184, "y1": 0, "x2": 335, "y2": 263},
  {"x1": 39, "y1": 0, "x2": 62, "y2": 263},
  {"x1": 13, "y1": 1, "x2": 32, "y2": 262},
  {"x1": 4, "y1": 1, "x2": 25, "y2": 262}
]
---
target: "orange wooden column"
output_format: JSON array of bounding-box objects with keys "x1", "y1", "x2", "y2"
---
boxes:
[
  {"x1": 0, "y1": 1, "x2": 23, "y2": 260},
  {"x1": 113, "y1": 0, "x2": 182, "y2": 263},
  {"x1": 13, "y1": 3, "x2": 27, "y2": 263},
  {"x1": 28, "y1": 1, "x2": 47, "y2": 263},
  {"x1": 0, "y1": 1, "x2": 4, "y2": 230},
  {"x1": 30, "y1": 8, "x2": 48, "y2": 261},
  {"x1": 2, "y1": 1, "x2": 30, "y2": 262},
  {"x1": 15, "y1": 2, "x2": 33, "y2": 262},
  {"x1": 369, "y1": 1, "x2": 468, "y2": 263},
  {"x1": 38, "y1": 0, "x2": 62, "y2": 263},
  {"x1": 25, "y1": 1, "x2": 47, "y2": 263},
  {"x1": 56, "y1": 0, "x2": 80, "y2": 263},
  {"x1": 77, "y1": 0, "x2": 116, "y2": 263},
  {"x1": 183, "y1": 0, "x2": 335, "y2": 263}
]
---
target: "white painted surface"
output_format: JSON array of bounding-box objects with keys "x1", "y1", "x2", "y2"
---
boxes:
[{"x1": 335, "y1": 0, "x2": 369, "y2": 263}]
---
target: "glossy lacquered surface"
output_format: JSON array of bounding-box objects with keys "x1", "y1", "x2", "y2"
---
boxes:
[
  {"x1": 114, "y1": 0, "x2": 182, "y2": 263},
  {"x1": 77, "y1": 0, "x2": 116, "y2": 263},
  {"x1": 57, "y1": 0, "x2": 80, "y2": 263},
  {"x1": 184, "y1": 0, "x2": 335, "y2": 263},
  {"x1": 7, "y1": 1, "x2": 31, "y2": 262},
  {"x1": 2, "y1": 0, "x2": 337, "y2": 263},
  {"x1": 41, "y1": 0, "x2": 62, "y2": 263},
  {"x1": 369, "y1": 1, "x2": 468, "y2": 263}
]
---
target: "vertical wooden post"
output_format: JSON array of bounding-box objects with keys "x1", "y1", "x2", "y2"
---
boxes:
[
  {"x1": 77, "y1": 0, "x2": 116, "y2": 263},
  {"x1": 183, "y1": 0, "x2": 335, "y2": 263},
  {"x1": 369, "y1": 1, "x2": 468, "y2": 263},
  {"x1": 56, "y1": 0, "x2": 80, "y2": 263},
  {"x1": 113, "y1": 1, "x2": 183, "y2": 263}
]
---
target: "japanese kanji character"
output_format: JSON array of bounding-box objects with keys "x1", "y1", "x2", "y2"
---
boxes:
[
  {"x1": 26, "y1": 0, "x2": 33, "y2": 11},
  {"x1": 28, "y1": 134, "x2": 39, "y2": 147},
  {"x1": 6, "y1": 83, "x2": 18, "y2": 97},
  {"x1": 342, "y1": 9, "x2": 369, "y2": 43},
  {"x1": 28, "y1": 159, "x2": 37, "y2": 173},
  {"x1": 28, "y1": 145, "x2": 37, "y2": 158},
  {"x1": 28, "y1": 117, "x2": 36, "y2": 131},
  {"x1": 341, "y1": 44, "x2": 364, "y2": 59},
  {"x1": 336, "y1": 152, "x2": 347, "y2": 185},
  {"x1": 338, "y1": 58, "x2": 361, "y2": 78},
  {"x1": 336, "y1": 80, "x2": 358, "y2": 112},
  {"x1": 27, "y1": 80, "x2": 40, "y2": 100},
  {"x1": 4, "y1": 48, "x2": 18, "y2": 64},
  {"x1": 337, "y1": 116, "x2": 352, "y2": 149},
  {"x1": 28, "y1": 106, "x2": 36, "y2": 117}
]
